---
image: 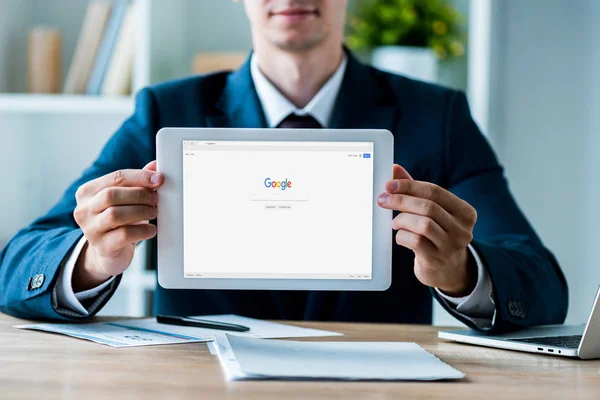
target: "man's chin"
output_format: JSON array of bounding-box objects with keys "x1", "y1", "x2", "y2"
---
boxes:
[{"x1": 271, "y1": 35, "x2": 323, "y2": 52}]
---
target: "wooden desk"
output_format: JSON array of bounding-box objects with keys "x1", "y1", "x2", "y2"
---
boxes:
[{"x1": 1, "y1": 314, "x2": 599, "y2": 399}]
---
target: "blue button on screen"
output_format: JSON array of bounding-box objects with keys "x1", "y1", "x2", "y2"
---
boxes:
[{"x1": 363, "y1": 153, "x2": 371, "y2": 159}]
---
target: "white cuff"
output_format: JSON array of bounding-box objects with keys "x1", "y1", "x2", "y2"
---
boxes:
[
  {"x1": 55, "y1": 237, "x2": 115, "y2": 316},
  {"x1": 435, "y1": 244, "x2": 495, "y2": 319}
]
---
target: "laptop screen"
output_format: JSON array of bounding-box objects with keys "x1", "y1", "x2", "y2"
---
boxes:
[{"x1": 182, "y1": 140, "x2": 374, "y2": 280}]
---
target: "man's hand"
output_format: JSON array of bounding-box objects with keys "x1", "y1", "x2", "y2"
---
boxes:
[
  {"x1": 377, "y1": 165, "x2": 478, "y2": 297},
  {"x1": 72, "y1": 161, "x2": 164, "y2": 292}
]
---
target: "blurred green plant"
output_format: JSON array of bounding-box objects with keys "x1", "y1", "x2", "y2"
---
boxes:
[{"x1": 347, "y1": 0, "x2": 466, "y2": 59}]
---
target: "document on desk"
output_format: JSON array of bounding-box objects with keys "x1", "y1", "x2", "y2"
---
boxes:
[
  {"x1": 184, "y1": 314, "x2": 342, "y2": 339},
  {"x1": 15, "y1": 314, "x2": 341, "y2": 348},
  {"x1": 14, "y1": 320, "x2": 211, "y2": 348},
  {"x1": 214, "y1": 334, "x2": 465, "y2": 381}
]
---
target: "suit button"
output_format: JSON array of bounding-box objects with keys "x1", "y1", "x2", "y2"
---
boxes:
[
  {"x1": 508, "y1": 301, "x2": 526, "y2": 319},
  {"x1": 31, "y1": 274, "x2": 45, "y2": 289}
]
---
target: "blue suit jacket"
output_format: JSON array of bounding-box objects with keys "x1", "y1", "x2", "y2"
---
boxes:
[{"x1": 0, "y1": 52, "x2": 568, "y2": 331}]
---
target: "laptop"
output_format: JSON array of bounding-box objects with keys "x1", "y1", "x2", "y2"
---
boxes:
[{"x1": 438, "y1": 286, "x2": 600, "y2": 359}]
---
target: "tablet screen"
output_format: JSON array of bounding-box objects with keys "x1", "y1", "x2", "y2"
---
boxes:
[{"x1": 182, "y1": 140, "x2": 374, "y2": 280}]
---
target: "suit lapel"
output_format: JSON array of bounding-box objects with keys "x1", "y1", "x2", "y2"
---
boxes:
[
  {"x1": 205, "y1": 56, "x2": 268, "y2": 129},
  {"x1": 329, "y1": 52, "x2": 400, "y2": 132}
]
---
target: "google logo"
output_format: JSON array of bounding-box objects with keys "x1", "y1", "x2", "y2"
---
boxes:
[{"x1": 264, "y1": 178, "x2": 292, "y2": 191}]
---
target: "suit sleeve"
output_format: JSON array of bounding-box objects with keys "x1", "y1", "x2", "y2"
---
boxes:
[
  {"x1": 0, "y1": 89, "x2": 159, "y2": 320},
  {"x1": 431, "y1": 91, "x2": 569, "y2": 333}
]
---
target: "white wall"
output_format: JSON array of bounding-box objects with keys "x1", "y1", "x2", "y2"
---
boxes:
[
  {"x1": 582, "y1": 0, "x2": 600, "y2": 322},
  {"x1": 149, "y1": 0, "x2": 252, "y2": 84},
  {"x1": 0, "y1": 0, "x2": 31, "y2": 92},
  {"x1": 490, "y1": 0, "x2": 600, "y2": 324},
  {"x1": 0, "y1": 114, "x2": 127, "y2": 243},
  {"x1": 0, "y1": 116, "x2": 29, "y2": 247},
  {"x1": 0, "y1": 0, "x2": 91, "y2": 92}
]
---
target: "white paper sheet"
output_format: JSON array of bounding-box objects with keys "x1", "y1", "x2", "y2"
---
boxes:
[
  {"x1": 15, "y1": 315, "x2": 341, "y2": 348},
  {"x1": 186, "y1": 314, "x2": 343, "y2": 339},
  {"x1": 214, "y1": 334, "x2": 248, "y2": 380},
  {"x1": 215, "y1": 334, "x2": 465, "y2": 381},
  {"x1": 207, "y1": 341, "x2": 218, "y2": 355},
  {"x1": 14, "y1": 321, "x2": 210, "y2": 348}
]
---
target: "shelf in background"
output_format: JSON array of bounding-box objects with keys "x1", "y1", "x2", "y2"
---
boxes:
[{"x1": 0, "y1": 94, "x2": 134, "y2": 114}]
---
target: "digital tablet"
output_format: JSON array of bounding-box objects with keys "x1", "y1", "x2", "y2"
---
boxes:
[{"x1": 156, "y1": 128, "x2": 393, "y2": 291}]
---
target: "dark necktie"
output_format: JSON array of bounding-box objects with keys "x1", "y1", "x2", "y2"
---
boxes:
[{"x1": 277, "y1": 113, "x2": 323, "y2": 129}]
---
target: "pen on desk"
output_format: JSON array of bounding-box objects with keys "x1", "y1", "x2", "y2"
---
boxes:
[{"x1": 156, "y1": 315, "x2": 251, "y2": 332}]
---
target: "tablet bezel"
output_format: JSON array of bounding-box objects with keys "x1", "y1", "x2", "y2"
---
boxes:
[{"x1": 156, "y1": 128, "x2": 393, "y2": 291}]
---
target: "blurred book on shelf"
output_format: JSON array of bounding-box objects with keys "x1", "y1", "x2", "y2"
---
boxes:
[
  {"x1": 64, "y1": 0, "x2": 112, "y2": 94},
  {"x1": 101, "y1": 2, "x2": 136, "y2": 96},
  {"x1": 87, "y1": 0, "x2": 131, "y2": 95},
  {"x1": 28, "y1": 27, "x2": 62, "y2": 94},
  {"x1": 192, "y1": 53, "x2": 247, "y2": 75},
  {"x1": 63, "y1": 0, "x2": 135, "y2": 97}
]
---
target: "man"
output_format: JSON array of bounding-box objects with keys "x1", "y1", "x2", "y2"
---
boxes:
[{"x1": 0, "y1": 0, "x2": 567, "y2": 332}]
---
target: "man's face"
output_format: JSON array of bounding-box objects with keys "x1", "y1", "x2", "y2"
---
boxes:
[{"x1": 242, "y1": 0, "x2": 347, "y2": 51}]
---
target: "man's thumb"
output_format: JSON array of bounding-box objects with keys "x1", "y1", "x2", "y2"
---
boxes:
[
  {"x1": 143, "y1": 160, "x2": 157, "y2": 172},
  {"x1": 393, "y1": 164, "x2": 413, "y2": 180}
]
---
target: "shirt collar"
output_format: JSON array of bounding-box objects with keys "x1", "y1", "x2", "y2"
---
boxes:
[{"x1": 250, "y1": 54, "x2": 348, "y2": 128}]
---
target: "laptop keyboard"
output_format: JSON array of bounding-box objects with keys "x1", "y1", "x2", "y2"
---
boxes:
[{"x1": 509, "y1": 335, "x2": 582, "y2": 349}]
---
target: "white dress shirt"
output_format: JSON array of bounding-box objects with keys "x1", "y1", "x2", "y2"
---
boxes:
[
  {"x1": 55, "y1": 236, "x2": 115, "y2": 315},
  {"x1": 55, "y1": 54, "x2": 496, "y2": 326}
]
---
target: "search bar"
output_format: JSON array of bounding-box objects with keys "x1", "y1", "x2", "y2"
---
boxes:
[{"x1": 249, "y1": 193, "x2": 309, "y2": 202}]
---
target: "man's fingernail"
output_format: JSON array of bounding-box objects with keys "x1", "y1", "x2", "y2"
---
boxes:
[
  {"x1": 151, "y1": 173, "x2": 161, "y2": 184},
  {"x1": 378, "y1": 193, "x2": 390, "y2": 205},
  {"x1": 387, "y1": 181, "x2": 399, "y2": 192}
]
